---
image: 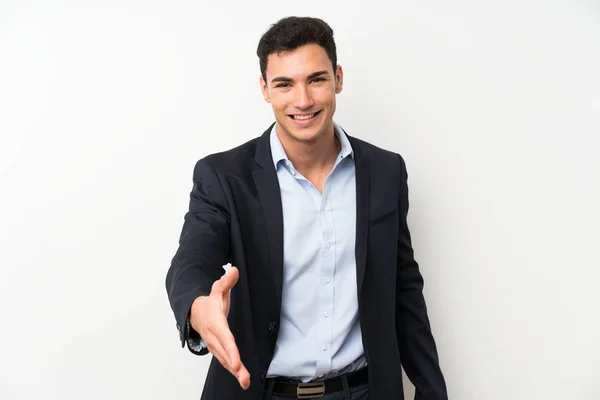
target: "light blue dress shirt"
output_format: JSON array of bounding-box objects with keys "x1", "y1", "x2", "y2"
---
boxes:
[{"x1": 266, "y1": 123, "x2": 367, "y2": 382}]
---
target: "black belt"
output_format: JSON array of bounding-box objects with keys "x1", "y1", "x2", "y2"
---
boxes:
[{"x1": 267, "y1": 367, "x2": 368, "y2": 399}]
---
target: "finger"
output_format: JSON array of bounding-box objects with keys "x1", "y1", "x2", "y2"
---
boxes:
[
  {"x1": 218, "y1": 334, "x2": 250, "y2": 390},
  {"x1": 237, "y1": 364, "x2": 251, "y2": 390},
  {"x1": 210, "y1": 266, "x2": 239, "y2": 294},
  {"x1": 212, "y1": 319, "x2": 242, "y2": 371},
  {"x1": 205, "y1": 335, "x2": 230, "y2": 370},
  {"x1": 208, "y1": 343, "x2": 249, "y2": 390},
  {"x1": 210, "y1": 323, "x2": 250, "y2": 389},
  {"x1": 220, "y1": 266, "x2": 239, "y2": 292}
]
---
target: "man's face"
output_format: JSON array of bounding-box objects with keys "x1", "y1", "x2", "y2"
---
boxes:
[{"x1": 260, "y1": 44, "x2": 343, "y2": 144}]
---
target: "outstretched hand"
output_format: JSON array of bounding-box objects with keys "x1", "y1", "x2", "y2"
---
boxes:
[{"x1": 190, "y1": 267, "x2": 250, "y2": 390}]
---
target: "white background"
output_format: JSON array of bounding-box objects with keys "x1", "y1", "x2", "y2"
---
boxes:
[{"x1": 1, "y1": 1, "x2": 599, "y2": 399}]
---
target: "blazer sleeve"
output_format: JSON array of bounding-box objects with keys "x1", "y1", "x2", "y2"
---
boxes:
[
  {"x1": 165, "y1": 158, "x2": 231, "y2": 355},
  {"x1": 395, "y1": 154, "x2": 448, "y2": 400}
]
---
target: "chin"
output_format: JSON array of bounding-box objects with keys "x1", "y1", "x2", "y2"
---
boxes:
[
  {"x1": 281, "y1": 120, "x2": 329, "y2": 143},
  {"x1": 287, "y1": 127, "x2": 324, "y2": 143}
]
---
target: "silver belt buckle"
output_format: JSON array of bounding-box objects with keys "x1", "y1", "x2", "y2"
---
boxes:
[{"x1": 297, "y1": 381, "x2": 325, "y2": 399}]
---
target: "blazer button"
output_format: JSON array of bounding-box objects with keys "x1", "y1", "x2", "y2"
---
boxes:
[
  {"x1": 268, "y1": 321, "x2": 277, "y2": 332},
  {"x1": 260, "y1": 373, "x2": 266, "y2": 383}
]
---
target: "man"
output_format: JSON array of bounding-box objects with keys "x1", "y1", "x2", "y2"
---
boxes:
[{"x1": 166, "y1": 16, "x2": 447, "y2": 400}]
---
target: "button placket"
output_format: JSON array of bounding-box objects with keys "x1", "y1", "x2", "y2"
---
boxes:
[{"x1": 314, "y1": 184, "x2": 336, "y2": 377}]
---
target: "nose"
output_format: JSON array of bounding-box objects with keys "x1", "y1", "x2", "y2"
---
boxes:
[{"x1": 294, "y1": 84, "x2": 314, "y2": 110}]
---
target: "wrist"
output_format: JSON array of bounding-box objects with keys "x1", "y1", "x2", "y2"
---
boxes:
[{"x1": 190, "y1": 295, "x2": 209, "y2": 332}]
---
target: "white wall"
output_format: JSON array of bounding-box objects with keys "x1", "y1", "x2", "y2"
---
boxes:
[{"x1": 1, "y1": 1, "x2": 599, "y2": 399}]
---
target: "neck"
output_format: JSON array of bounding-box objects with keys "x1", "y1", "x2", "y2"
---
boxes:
[{"x1": 276, "y1": 123, "x2": 341, "y2": 173}]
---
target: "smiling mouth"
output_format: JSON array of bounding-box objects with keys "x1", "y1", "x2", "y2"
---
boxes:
[{"x1": 289, "y1": 110, "x2": 322, "y2": 120}]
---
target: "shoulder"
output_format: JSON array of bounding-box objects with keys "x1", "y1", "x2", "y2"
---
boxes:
[
  {"x1": 192, "y1": 134, "x2": 263, "y2": 180},
  {"x1": 347, "y1": 134, "x2": 405, "y2": 172},
  {"x1": 204, "y1": 136, "x2": 259, "y2": 168}
]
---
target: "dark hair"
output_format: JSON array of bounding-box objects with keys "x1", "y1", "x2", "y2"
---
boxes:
[{"x1": 257, "y1": 16, "x2": 337, "y2": 82}]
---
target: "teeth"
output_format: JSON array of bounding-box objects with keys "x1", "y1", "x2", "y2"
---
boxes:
[{"x1": 293, "y1": 113, "x2": 316, "y2": 120}]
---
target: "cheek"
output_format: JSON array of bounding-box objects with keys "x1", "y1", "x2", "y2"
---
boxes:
[
  {"x1": 268, "y1": 94, "x2": 289, "y2": 112},
  {"x1": 313, "y1": 87, "x2": 335, "y2": 105},
  {"x1": 268, "y1": 99, "x2": 284, "y2": 113}
]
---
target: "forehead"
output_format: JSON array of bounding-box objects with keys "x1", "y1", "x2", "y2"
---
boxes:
[{"x1": 265, "y1": 43, "x2": 333, "y2": 80}]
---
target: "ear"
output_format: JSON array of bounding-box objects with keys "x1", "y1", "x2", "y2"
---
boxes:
[
  {"x1": 334, "y1": 65, "x2": 344, "y2": 94},
  {"x1": 260, "y1": 75, "x2": 271, "y2": 103}
]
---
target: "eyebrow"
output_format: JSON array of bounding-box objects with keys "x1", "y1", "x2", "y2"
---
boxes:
[{"x1": 270, "y1": 70, "x2": 330, "y2": 84}]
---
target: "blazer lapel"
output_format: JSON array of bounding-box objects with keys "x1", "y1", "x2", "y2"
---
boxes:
[
  {"x1": 349, "y1": 136, "x2": 371, "y2": 296},
  {"x1": 252, "y1": 125, "x2": 284, "y2": 311},
  {"x1": 250, "y1": 127, "x2": 370, "y2": 308}
]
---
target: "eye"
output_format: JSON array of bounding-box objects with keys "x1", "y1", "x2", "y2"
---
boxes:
[
  {"x1": 275, "y1": 83, "x2": 290, "y2": 88},
  {"x1": 311, "y1": 77, "x2": 326, "y2": 83}
]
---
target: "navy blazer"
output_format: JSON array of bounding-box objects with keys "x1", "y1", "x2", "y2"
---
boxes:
[{"x1": 166, "y1": 124, "x2": 448, "y2": 400}]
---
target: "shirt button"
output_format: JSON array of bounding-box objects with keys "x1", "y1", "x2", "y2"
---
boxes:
[
  {"x1": 324, "y1": 277, "x2": 330, "y2": 284},
  {"x1": 322, "y1": 345, "x2": 328, "y2": 351},
  {"x1": 326, "y1": 244, "x2": 330, "y2": 249},
  {"x1": 324, "y1": 312, "x2": 329, "y2": 318}
]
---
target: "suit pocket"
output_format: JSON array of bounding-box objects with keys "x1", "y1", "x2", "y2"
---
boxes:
[{"x1": 370, "y1": 208, "x2": 398, "y2": 226}]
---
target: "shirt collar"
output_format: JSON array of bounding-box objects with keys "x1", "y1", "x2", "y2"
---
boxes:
[{"x1": 269, "y1": 122, "x2": 354, "y2": 168}]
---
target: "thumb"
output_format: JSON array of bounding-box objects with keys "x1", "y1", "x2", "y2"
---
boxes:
[{"x1": 219, "y1": 266, "x2": 239, "y2": 292}]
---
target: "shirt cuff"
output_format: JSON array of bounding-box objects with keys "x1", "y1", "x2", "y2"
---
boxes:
[{"x1": 186, "y1": 318, "x2": 207, "y2": 353}]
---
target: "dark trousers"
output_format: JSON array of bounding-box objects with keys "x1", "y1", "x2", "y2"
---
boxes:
[{"x1": 263, "y1": 375, "x2": 370, "y2": 400}]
